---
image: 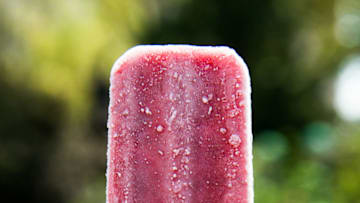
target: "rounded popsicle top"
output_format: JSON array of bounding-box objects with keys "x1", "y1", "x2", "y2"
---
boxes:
[{"x1": 111, "y1": 45, "x2": 250, "y2": 83}]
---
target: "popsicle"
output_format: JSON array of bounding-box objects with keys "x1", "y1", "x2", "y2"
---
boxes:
[{"x1": 107, "y1": 45, "x2": 253, "y2": 203}]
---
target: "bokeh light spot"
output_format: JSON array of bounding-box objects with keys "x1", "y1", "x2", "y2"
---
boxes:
[
  {"x1": 303, "y1": 122, "x2": 335, "y2": 154},
  {"x1": 334, "y1": 56, "x2": 360, "y2": 122},
  {"x1": 335, "y1": 14, "x2": 360, "y2": 47},
  {"x1": 334, "y1": 0, "x2": 360, "y2": 47},
  {"x1": 255, "y1": 131, "x2": 288, "y2": 162}
]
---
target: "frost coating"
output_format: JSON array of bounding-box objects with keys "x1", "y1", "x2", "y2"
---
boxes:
[{"x1": 107, "y1": 45, "x2": 252, "y2": 203}]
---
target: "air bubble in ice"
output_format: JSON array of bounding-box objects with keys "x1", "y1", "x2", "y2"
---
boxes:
[
  {"x1": 208, "y1": 93, "x2": 213, "y2": 101},
  {"x1": 145, "y1": 107, "x2": 152, "y2": 115},
  {"x1": 202, "y1": 96, "x2": 209, "y2": 104},
  {"x1": 122, "y1": 109, "x2": 129, "y2": 116},
  {"x1": 173, "y1": 148, "x2": 181, "y2": 156},
  {"x1": 156, "y1": 125, "x2": 164, "y2": 132},
  {"x1": 220, "y1": 127, "x2": 227, "y2": 134},
  {"x1": 184, "y1": 148, "x2": 191, "y2": 155},
  {"x1": 229, "y1": 134, "x2": 241, "y2": 147},
  {"x1": 168, "y1": 109, "x2": 177, "y2": 124},
  {"x1": 178, "y1": 194, "x2": 185, "y2": 199},
  {"x1": 208, "y1": 106, "x2": 213, "y2": 115},
  {"x1": 228, "y1": 109, "x2": 239, "y2": 117}
]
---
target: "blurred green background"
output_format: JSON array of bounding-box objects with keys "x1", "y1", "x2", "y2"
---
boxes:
[{"x1": 1, "y1": 0, "x2": 360, "y2": 202}]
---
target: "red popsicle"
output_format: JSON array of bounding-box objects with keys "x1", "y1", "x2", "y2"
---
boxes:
[{"x1": 107, "y1": 45, "x2": 253, "y2": 203}]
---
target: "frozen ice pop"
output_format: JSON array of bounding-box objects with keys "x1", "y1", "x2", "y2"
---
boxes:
[{"x1": 107, "y1": 45, "x2": 253, "y2": 203}]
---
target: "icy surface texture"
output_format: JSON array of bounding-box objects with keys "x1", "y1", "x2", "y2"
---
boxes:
[{"x1": 107, "y1": 45, "x2": 252, "y2": 203}]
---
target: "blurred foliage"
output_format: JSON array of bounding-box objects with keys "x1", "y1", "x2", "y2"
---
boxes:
[{"x1": 0, "y1": 0, "x2": 360, "y2": 202}]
